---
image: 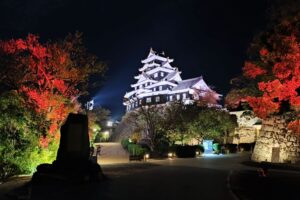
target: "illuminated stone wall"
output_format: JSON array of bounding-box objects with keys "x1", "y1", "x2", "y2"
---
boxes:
[
  {"x1": 228, "y1": 110, "x2": 261, "y2": 144},
  {"x1": 251, "y1": 116, "x2": 300, "y2": 163},
  {"x1": 229, "y1": 127, "x2": 258, "y2": 144}
]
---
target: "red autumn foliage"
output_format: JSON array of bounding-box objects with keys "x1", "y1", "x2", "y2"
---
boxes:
[
  {"x1": 0, "y1": 34, "x2": 84, "y2": 147},
  {"x1": 288, "y1": 120, "x2": 300, "y2": 136},
  {"x1": 241, "y1": 32, "x2": 300, "y2": 134},
  {"x1": 39, "y1": 136, "x2": 50, "y2": 148},
  {"x1": 243, "y1": 61, "x2": 267, "y2": 79},
  {"x1": 226, "y1": 2, "x2": 300, "y2": 135},
  {"x1": 259, "y1": 48, "x2": 269, "y2": 56},
  {"x1": 247, "y1": 96, "x2": 280, "y2": 119},
  {"x1": 272, "y1": 62, "x2": 292, "y2": 80}
]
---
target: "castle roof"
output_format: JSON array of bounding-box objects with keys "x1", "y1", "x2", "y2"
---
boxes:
[
  {"x1": 141, "y1": 49, "x2": 174, "y2": 64},
  {"x1": 172, "y1": 77, "x2": 204, "y2": 91},
  {"x1": 164, "y1": 71, "x2": 182, "y2": 82}
]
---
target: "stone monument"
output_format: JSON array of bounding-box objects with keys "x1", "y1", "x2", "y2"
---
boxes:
[{"x1": 32, "y1": 113, "x2": 105, "y2": 184}]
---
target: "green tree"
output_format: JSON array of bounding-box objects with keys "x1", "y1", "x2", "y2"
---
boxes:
[
  {"x1": 137, "y1": 105, "x2": 165, "y2": 150},
  {"x1": 163, "y1": 102, "x2": 199, "y2": 145},
  {"x1": 87, "y1": 107, "x2": 111, "y2": 143},
  {"x1": 188, "y1": 108, "x2": 237, "y2": 144},
  {"x1": 0, "y1": 33, "x2": 106, "y2": 146},
  {"x1": 0, "y1": 91, "x2": 57, "y2": 180},
  {"x1": 0, "y1": 33, "x2": 106, "y2": 179}
]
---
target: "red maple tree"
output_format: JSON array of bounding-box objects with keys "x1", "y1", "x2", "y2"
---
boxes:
[
  {"x1": 226, "y1": 4, "x2": 300, "y2": 135},
  {"x1": 0, "y1": 33, "x2": 105, "y2": 147}
]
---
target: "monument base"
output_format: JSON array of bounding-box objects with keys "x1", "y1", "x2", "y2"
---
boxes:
[
  {"x1": 31, "y1": 160, "x2": 106, "y2": 185},
  {"x1": 31, "y1": 114, "x2": 106, "y2": 186}
]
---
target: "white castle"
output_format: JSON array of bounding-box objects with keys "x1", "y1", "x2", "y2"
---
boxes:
[{"x1": 124, "y1": 48, "x2": 221, "y2": 111}]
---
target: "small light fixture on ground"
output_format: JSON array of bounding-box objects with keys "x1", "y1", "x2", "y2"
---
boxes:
[
  {"x1": 168, "y1": 152, "x2": 173, "y2": 158},
  {"x1": 144, "y1": 153, "x2": 150, "y2": 161}
]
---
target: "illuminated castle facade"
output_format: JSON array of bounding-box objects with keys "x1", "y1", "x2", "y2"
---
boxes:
[{"x1": 123, "y1": 49, "x2": 221, "y2": 111}]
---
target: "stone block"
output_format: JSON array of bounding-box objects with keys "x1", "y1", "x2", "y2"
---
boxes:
[
  {"x1": 290, "y1": 136, "x2": 297, "y2": 142},
  {"x1": 286, "y1": 142, "x2": 292, "y2": 147}
]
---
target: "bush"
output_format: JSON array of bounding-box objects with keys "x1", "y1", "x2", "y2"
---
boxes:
[
  {"x1": 238, "y1": 143, "x2": 255, "y2": 152},
  {"x1": 174, "y1": 145, "x2": 197, "y2": 158},
  {"x1": 155, "y1": 140, "x2": 169, "y2": 155},
  {"x1": 127, "y1": 144, "x2": 146, "y2": 156},
  {"x1": 224, "y1": 144, "x2": 238, "y2": 153},
  {"x1": 0, "y1": 163, "x2": 20, "y2": 181},
  {"x1": 121, "y1": 138, "x2": 131, "y2": 149},
  {"x1": 196, "y1": 145, "x2": 204, "y2": 153},
  {"x1": 213, "y1": 143, "x2": 221, "y2": 154},
  {"x1": 94, "y1": 133, "x2": 101, "y2": 143}
]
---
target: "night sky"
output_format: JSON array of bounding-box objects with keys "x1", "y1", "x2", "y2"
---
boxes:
[{"x1": 0, "y1": 0, "x2": 269, "y2": 120}]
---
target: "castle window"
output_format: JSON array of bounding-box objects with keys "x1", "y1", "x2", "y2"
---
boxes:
[
  {"x1": 154, "y1": 73, "x2": 158, "y2": 78},
  {"x1": 154, "y1": 87, "x2": 156, "y2": 92},
  {"x1": 160, "y1": 72, "x2": 164, "y2": 77},
  {"x1": 155, "y1": 96, "x2": 160, "y2": 102},
  {"x1": 159, "y1": 86, "x2": 162, "y2": 91},
  {"x1": 139, "y1": 99, "x2": 142, "y2": 104},
  {"x1": 183, "y1": 93, "x2": 187, "y2": 99},
  {"x1": 169, "y1": 96, "x2": 173, "y2": 101},
  {"x1": 146, "y1": 97, "x2": 151, "y2": 103},
  {"x1": 176, "y1": 94, "x2": 180, "y2": 100}
]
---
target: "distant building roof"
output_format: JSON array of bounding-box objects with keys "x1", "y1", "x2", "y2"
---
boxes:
[{"x1": 172, "y1": 77, "x2": 202, "y2": 91}]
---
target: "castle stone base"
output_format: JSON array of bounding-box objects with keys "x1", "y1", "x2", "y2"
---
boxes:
[{"x1": 252, "y1": 116, "x2": 300, "y2": 163}]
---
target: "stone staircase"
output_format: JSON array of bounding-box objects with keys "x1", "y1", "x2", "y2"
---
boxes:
[{"x1": 95, "y1": 142, "x2": 129, "y2": 165}]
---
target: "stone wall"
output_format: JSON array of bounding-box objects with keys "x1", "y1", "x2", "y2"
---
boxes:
[
  {"x1": 228, "y1": 127, "x2": 258, "y2": 144},
  {"x1": 228, "y1": 110, "x2": 261, "y2": 144},
  {"x1": 251, "y1": 116, "x2": 300, "y2": 163}
]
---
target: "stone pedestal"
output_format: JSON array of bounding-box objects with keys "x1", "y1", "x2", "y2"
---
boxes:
[{"x1": 251, "y1": 116, "x2": 300, "y2": 163}]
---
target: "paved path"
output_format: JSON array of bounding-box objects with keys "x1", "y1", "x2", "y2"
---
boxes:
[
  {"x1": 95, "y1": 142, "x2": 129, "y2": 165},
  {"x1": 4, "y1": 153, "x2": 300, "y2": 200},
  {"x1": 97, "y1": 153, "x2": 251, "y2": 200}
]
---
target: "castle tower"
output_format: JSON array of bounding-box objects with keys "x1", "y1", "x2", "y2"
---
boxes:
[{"x1": 124, "y1": 48, "x2": 221, "y2": 111}]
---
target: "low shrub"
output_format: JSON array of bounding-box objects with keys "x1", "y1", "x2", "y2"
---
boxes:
[
  {"x1": 196, "y1": 145, "x2": 204, "y2": 153},
  {"x1": 121, "y1": 138, "x2": 131, "y2": 149},
  {"x1": 127, "y1": 144, "x2": 146, "y2": 156},
  {"x1": 224, "y1": 144, "x2": 238, "y2": 153},
  {"x1": 213, "y1": 143, "x2": 221, "y2": 154},
  {"x1": 174, "y1": 145, "x2": 197, "y2": 158},
  {"x1": 238, "y1": 143, "x2": 255, "y2": 152},
  {"x1": 0, "y1": 163, "x2": 20, "y2": 181}
]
